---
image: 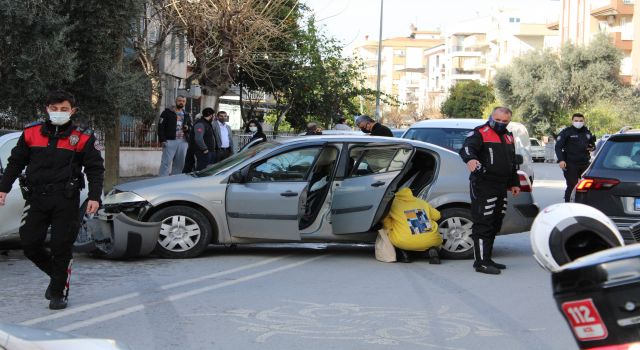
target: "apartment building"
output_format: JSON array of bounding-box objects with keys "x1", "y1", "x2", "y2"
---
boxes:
[
  {"x1": 353, "y1": 28, "x2": 443, "y2": 113},
  {"x1": 550, "y1": 0, "x2": 636, "y2": 83}
]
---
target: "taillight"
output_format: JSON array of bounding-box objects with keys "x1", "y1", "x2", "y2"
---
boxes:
[
  {"x1": 518, "y1": 171, "x2": 531, "y2": 192},
  {"x1": 586, "y1": 342, "x2": 640, "y2": 350},
  {"x1": 576, "y1": 178, "x2": 620, "y2": 192}
]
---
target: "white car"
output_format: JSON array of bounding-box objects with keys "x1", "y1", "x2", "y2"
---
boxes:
[
  {"x1": 402, "y1": 119, "x2": 536, "y2": 184},
  {"x1": 529, "y1": 138, "x2": 546, "y2": 162},
  {"x1": 0, "y1": 131, "x2": 90, "y2": 244}
]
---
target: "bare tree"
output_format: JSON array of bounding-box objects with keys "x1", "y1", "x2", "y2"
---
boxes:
[{"x1": 166, "y1": 0, "x2": 299, "y2": 108}]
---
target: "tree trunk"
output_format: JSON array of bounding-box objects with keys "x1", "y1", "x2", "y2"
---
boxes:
[{"x1": 103, "y1": 116, "x2": 120, "y2": 193}]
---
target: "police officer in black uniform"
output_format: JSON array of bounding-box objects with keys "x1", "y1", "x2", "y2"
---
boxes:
[
  {"x1": 0, "y1": 90, "x2": 104, "y2": 310},
  {"x1": 554, "y1": 113, "x2": 596, "y2": 202},
  {"x1": 189, "y1": 107, "x2": 216, "y2": 170},
  {"x1": 459, "y1": 107, "x2": 521, "y2": 275}
]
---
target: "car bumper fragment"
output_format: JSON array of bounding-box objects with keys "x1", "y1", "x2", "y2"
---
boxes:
[{"x1": 84, "y1": 210, "x2": 161, "y2": 259}]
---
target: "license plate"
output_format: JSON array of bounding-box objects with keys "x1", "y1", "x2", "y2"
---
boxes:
[{"x1": 635, "y1": 198, "x2": 640, "y2": 211}]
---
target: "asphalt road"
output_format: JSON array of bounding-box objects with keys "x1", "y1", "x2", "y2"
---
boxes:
[{"x1": 0, "y1": 163, "x2": 577, "y2": 350}]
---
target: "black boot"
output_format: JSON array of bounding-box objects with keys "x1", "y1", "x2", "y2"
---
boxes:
[
  {"x1": 396, "y1": 248, "x2": 412, "y2": 263},
  {"x1": 45, "y1": 281, "x2": 53, "y2": 301},
  {"x1": 473, "y1": 238, "x2": 500, "y2": 275},
  {"x1": 427, "y1": 247, "x2": 440, "y2": 264},
  {"x1": 487, "y1": 239, "x2": 506, "y2": 270},
  {"x1": 49, "y1": 297, "x2": 67, "y2": 310}
]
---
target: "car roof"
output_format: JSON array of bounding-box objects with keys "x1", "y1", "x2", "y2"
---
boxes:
[
  {"x1": 409, "y1": 118, "x2": 486, "y2": 129},
  {"x1": 0, "y1": 131, "x2": 20, "y2": 143},
  {"x1": 279, "y1": 134, "x2": 453, "y2": 152},
  {"x1": 608, "y1": 132, "x2": 640, "y2": 141}
]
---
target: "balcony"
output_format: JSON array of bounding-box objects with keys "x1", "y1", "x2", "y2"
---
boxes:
[{"x1": 591, "y1": 0, "x2": 634, "y2": 17}]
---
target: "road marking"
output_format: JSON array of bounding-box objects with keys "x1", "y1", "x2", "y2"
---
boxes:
[
  {"x1": 20, "y1": 293, "x2": 140, "y2": 326},
  {"x1": 533, "y1": 180, "x2": 565, "y2": 188},
  {"x1": 161, "y1": 255, "x2": 289, "y2": 290},
  {"x1": 167, "y1": 255, "x2": 326, "y2": 302},
  {"x1": 20, "y1": 255, "x2": 291, "y2": 326},
  {"x1": 56, "y1": 254, "x2": 327, "y2": 332},
  {"x1": 57, "y1": 305, "x2": 145, "y2": 332}
]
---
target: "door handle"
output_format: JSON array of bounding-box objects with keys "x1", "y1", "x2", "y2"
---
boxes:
[
  {"x1": 371, "y1": 181, "x2": 386, "y2": 187},
  {"x1": 280, "y1": 191, "x2": 298, "y2": 197}
]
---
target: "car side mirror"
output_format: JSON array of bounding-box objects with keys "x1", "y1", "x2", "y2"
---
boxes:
[
  {"x1": 515, "y1": 154, "x2": 524, "y2": 165},
  {"x1": 229, "y1": 171, "x2": 245, "y2": 184}
]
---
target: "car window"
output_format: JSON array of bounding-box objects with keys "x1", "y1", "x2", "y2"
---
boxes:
[
  {"x1": 195, "y1": 141, "x2": 278, "y2": 177},
  {"x1": 595, "y1": 138, "x2": 640, "y2": 170},
  {"x1": 0, "y1": 136, "x2": 19, "y2": 170},
  {"x1": 403, "y1": 128, "x2": 470, "y2": 152},
  {"x1": 530, "y1": 139, "x2": 540, "y2": 146},
  {"x1": 349, "y1": 147, "x2": 411, "y2": 177},
  {"x1": 248, "y1": 147, "x2": 322, "y2": 182}
]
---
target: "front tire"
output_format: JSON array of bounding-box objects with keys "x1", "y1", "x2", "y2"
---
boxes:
[
  {"x1": 438, "y1": 207, "x2": 474, "y2": 259},
  {"x1": 149, "y1": 206, "x2": 212, "y2": 258}
]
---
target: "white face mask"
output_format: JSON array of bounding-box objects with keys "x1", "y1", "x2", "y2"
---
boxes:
[
  {"x1": 249, "y1": 126, "x2": 258, "y2": 132},
  {"x1": 49, "y1": 111, "x2": 71, "y2": 125},
  {"x1": 573, "y1": 121, "x2": 584, "y2": 129}
]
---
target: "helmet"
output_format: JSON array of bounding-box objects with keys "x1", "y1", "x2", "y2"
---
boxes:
[{"x1": 530, "y1": 203, "x2": 624, "y2": 272}]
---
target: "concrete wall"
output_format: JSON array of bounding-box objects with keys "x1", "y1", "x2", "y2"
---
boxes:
[{"x1": 107, "y1": 148, "x2": 162, "y2": 177}]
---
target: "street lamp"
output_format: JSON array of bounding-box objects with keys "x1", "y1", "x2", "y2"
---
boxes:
[{"x1": 374, "y1": 0, "x2": 384, "y2": 121}]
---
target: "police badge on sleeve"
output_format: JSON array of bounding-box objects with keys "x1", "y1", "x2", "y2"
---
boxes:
[{"x1": 69, "y1": 134, "x2": 80, "y2": 146}]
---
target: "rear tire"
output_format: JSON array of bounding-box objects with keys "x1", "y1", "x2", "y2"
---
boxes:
[
  {"x1": 438, "y1": 207, "x2": 474, "y2": 259},
  {"x1": 149, "y1": 206, "x2": 212, "y2": 259}
]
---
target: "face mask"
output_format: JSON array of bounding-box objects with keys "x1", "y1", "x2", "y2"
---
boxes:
[
  {"x1": 573, "y1": 122, "x2": 584, "y2": 129},
  {"x1": 489, "y1": 118, "x2": 509, "y2": 134},
  {"x1": 49, "y1": 111, "x2": 71, "y2": 126},
  {"x1": 249, "y1": 126, "x2": 258, "y2": 132}
]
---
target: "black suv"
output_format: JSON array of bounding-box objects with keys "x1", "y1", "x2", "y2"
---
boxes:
[{"x1": 573, "y1": 132, "x2": 640, "y2": 242}]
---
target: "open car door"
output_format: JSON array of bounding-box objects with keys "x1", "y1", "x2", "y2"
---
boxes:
[{"x1": 331, "y1": 143, "x2": 414, "y2": 234}]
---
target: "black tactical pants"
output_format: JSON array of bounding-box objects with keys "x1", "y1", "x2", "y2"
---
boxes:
[
  {"x1": 19, "y1": 191, "x2": 80, "y2": 298},
  {"x1": 470, "y1": 179, "x2": 508, "y2": 262},
  {"x1": 563, "y1": 163, "x2": 589, "y2": 202}
]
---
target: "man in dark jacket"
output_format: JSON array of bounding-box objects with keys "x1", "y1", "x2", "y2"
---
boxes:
[
  {"x1": 555, "y1": 113, "x2": 596, "y2": 202},
  {"x1": 0, "y1": 90, "x2": 104, "y2": 309},
  {"x1": 188, "y1": 108, "x2": 216, "y2": 171},
  {"x1": 356, "y1": 115, "x2": 393, "y2": 137},
  {"x1": 158, "y1": 96, "x2": 191, "y2": 176},
  {"x1": 459, "y1": 107, "x2": 520, "y2": 275}
]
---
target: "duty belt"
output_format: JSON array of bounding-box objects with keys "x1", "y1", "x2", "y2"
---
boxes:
[{"x1": 31, "y1": 183, "x2": 67, "y2": 194}]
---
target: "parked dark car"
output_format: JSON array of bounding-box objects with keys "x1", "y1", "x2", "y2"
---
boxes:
[{"x1": 573, "y1": 132, "x2": 640, "y2": 242}]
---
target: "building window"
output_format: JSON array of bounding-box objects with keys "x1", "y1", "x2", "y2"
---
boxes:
[
  {"x1": 621, "y1": 16, "x2": 634, "y2": 40},
  {"x1": 170, "y1": 34, "x2": 176, "y2": 60},
  {"x1": 435, "y1": 55, "x2": 440, "y2": 67},
  {"x1": 623, "y1": 0, "x2": 633, "y2": 4},
  {"x1": 394, "y1": 49, "x2": 405, "y2": 57},
  {"x1": 179, "y1": 35, "x2": 185, "y2": 63},
  {"x1": 509, "y1": 17, "x2": 521, "y2": 23}
]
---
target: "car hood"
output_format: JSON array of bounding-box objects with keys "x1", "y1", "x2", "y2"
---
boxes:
[{"x1": 115, "y1": 174, "x2": 194, "y2": 194}]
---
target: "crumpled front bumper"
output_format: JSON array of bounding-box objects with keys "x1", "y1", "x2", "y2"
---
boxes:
[{"x1": 82, "y1": 210, "x2": 161, "y2": 259}]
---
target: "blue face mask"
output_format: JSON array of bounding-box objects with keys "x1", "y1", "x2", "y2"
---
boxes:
[{"x1": 489, "y1": 116, "x2": 509, "y2": 134}]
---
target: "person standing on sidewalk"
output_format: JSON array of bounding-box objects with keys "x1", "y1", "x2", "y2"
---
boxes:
[
  {"x1": 158, "y1": 96, "x2": 191, "y2": 176},
  {"x1": 459, "y1": 107, "x2": 521, "y2": 275},
  {"x1": 0, "y1": 90, "x2": 104, "y2": 309},
  {"x1": 212, "y1": 111, "x2": 234, "y2": 162},
  {"x1": 555, "y1": 113, "x2": 596, "y2": 202},
  {"x1": 189, "y1": 108, "x2": 216, "y2": 170}
]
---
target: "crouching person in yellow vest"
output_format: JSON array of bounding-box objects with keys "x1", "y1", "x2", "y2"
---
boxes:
[{"x1": 382, "y1": 188, "x2": 443, "y2": 264}]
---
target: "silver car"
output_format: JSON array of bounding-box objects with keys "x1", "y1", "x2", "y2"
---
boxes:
[
  {"x1": 91, "y1": 135, "x2": 538, "y2": 260},
  {"x1": 0, "y1": 131, "x2": 91, "y2": 245}
]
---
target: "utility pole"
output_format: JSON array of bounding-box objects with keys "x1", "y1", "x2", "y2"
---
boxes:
[{"x1": 374, "y1": 0, "x2": 384, "y2": 121}]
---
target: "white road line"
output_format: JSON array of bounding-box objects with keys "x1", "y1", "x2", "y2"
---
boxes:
[
  {"x1": 20, "y1": 255, "x2": 290, "y2": 326},
  {"x1": 167, "y1": 255, "x2": 327, "y2": 302},
  {"x1": 161, "y1": 255, "x2": 289, "y2": 290},
  {"x1": 56, "y1": 254, "x2": 327, "y2": 332},
  {"x1": 57, "y1": 305, "x2": 145, "y2": 332},
  {"x1": 20, "y1": 293, "x2": 140, "y2": 326}
]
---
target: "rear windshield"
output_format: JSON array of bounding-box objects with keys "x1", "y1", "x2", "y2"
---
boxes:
[
  {"x1": 403, "y1": 128, "x2": 471, "y2": 152},
  {"x1": 593, "y1": 136, "x2": 640, "y2": 170}
]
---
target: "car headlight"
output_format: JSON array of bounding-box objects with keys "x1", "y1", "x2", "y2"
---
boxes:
[{"x1": 103, "y1": 191, "x2": 146, "y2": 205}]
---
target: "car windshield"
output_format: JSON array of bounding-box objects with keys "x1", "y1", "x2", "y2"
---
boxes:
[
  {"x1": 194, "y1": 141, "x2": 279, "y2": 177},
  {"x1": 403, "y1": 128, "x2": 471, "y2": 152},
  {"x1": 593, "y1": 136, "x2": 640, "y2": 170},
  {"x1": 530, "y1": 139, "x2": 540, "y2": 146}
]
